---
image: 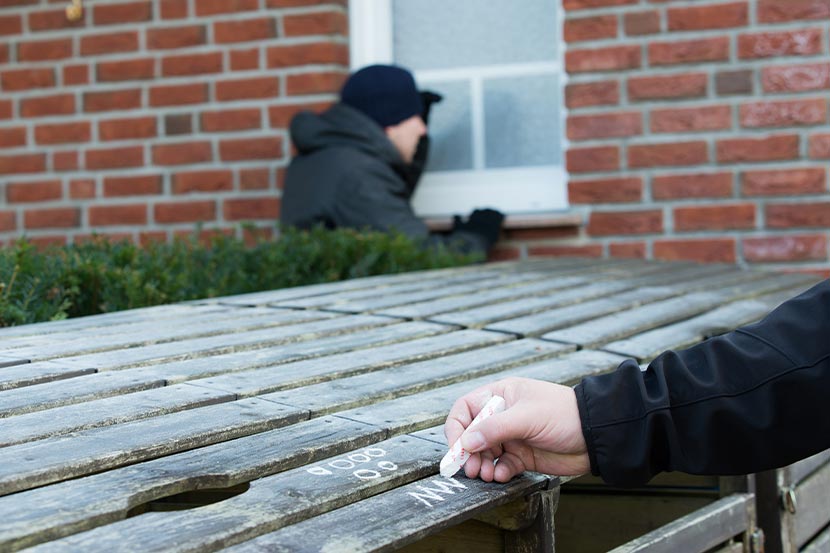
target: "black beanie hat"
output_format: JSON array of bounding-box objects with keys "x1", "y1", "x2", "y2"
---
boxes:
[{"x1": 340, "y1": 64, "x2": 423, "y2": 128}]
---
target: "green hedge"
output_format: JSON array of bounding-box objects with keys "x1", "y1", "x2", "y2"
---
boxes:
[{"x1": 0, "y1": 227, "x2": 481, "y2": 327}]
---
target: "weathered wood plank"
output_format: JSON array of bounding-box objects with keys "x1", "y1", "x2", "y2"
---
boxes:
[
  {"x1": 188, "y1": 330, "x2": 523, "y2": 398},
  {"x1": 0, "y1": 398, "x2": 306, "y2": 496},
  {"x1": 0, "y1": 362, "x2": 95, "y2": 391},
  {"x1": 24, "y1": 435, "x2": 451, "y2": 553},
  {"x1": 0, "y1": 356, "x2": 28, "y2": 368},
  {"x1": 793, "y1": 458, "x2": 830, "y2": 549},
  {"x1": 783, "y1": 449, "x2": 830, "y2": 487},
  {"x1": 802, "y1": 524, "x2": 830, "y2": 553},
  {"x1": 257, "y1": 339, "x2": 571, "y2": 416},
  {"x1": 606, "y1": 494, "x2": 753, "y2": 553},
  {"x1": 337, "y1": 349, "x2": 626, "y2": 435},
  {"x1": 0, "y1": 416, "x2": 385, "y2": 551},
  {"x1": 0, "y1": 384, "x2": 235, "y2": 447},
  {"x1": 49, "y1": 314, "x2": 397, "y2": 371},
  {"x1": 485, "y1": 286, "x2": 676, "y2": 337},
  {"x1": 220, "y1": 473, "x2": 551, "y2": 553},
  {"x1": 541, "y1": 291, "x2": 724, "y2": 348}
]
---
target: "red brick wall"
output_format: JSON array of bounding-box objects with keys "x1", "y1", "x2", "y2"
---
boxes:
[
  {"x1": 0, "y1": 0, "x2": 347, "y2": 246},
  {"x1": 558, "y1": 0, "x2": 830, "y2": 275}
]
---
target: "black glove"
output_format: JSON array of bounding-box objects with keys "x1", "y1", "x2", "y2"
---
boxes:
[{"x1": 453, "y1": 208, "x2": 505, "y2": 248}]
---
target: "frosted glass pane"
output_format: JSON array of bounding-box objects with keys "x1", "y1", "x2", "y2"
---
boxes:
[
  {"x1": 484, "y1": 74, "x2": 562, "y2": 168},
  {"x1": 392, "y1": 0, "x2": 558, "y2": 70},
  {"x1": 421, "y1": 81, "x2": 473, "y2": 172}
]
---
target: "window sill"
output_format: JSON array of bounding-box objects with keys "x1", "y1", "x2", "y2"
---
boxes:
[{"x1": 424, "y1": 211, "x2": 584, "y2": 232}]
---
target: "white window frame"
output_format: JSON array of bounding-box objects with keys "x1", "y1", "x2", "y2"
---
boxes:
[{"x1": 348, "y1": 0, "x2": 570, "y2": 217}]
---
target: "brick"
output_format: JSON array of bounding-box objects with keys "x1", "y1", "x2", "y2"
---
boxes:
[
  {"x1": 21, "y1": 94, "x2": 75, "y2": 118},
  {"x1": 810, "y1": 134, "x2": 830, "y2": 158},
  {"x1": 93, "y1": 1, "x2": 152, "y2": 25},
  {"x1": 758, "y1": 0, "x2": 830, "y2": 23},
  {"x1": 28, "y1": 235, "x2": 68, "y2": 248},
  {"x1": 28, "y1": 8, "x2": 85, "y2": 32},
  {"x1": 140, "y1": 231, "x2": 168, "y2": 245},
  {"x1": 587, "y1": 210, "x2": 662, "y2": 236},
  {"x1": 652, "y1": 172, "x2": 733, "y2": 200},
  {"x1": 565, "y1": 81, "x2": 619, "y2": 108},
  {"x1": 85, "y1": 146, "x2": 144, "y2": 170},
  {"x1": 563, "y1": 0, "x2": 637, "y2": 8},
  {"x1": 628, "y1": 142, "x2": 708, "y2": 168},
  {"x1": 762, "y1": 63, "x2": 830, "y2": 93},
  {"x1": 624, "y1": 11, "x2": 659, "y2": 35},
  {"x1": 201, "y1": 108, "x2": 261, "y2": 132},
  {"x1": 70, "y1": 179, "x2": 96, "y2": 199},
  {"x1": 160, "y1": 0, "x2": 188, "y2": 19},
  {"x1": 566, "y1": 146, "x2": 619, "y2": 173},
  {"x1": 0, "y1": 100, "x2": 10, "y2": 119},
  {"x1": 6, "y1": 180, "x2": 61, "y2": 203},
  {"x1": 103, "y1": 175, "x2": 162, "y2": 197},
  {"x1": 568, "y1": 177, "x2": 642, "y2": 204},
  {"x1": 165, "y1": 114, "x2": 192, "y2": 135},
  {"x1": 0, "y1": 44, "x2": 7, "y2": 64},
  {"x1": 567, "y1": 112, "x2": 641, "y2": 140},
  {"x1": 224, "y1": 198, "x2": 280, "y2": 221},
  {"x1": 0, "y1": 127, "x2": 26, "y2": 148},
  {"x1": 53, "y1": 151, "x2": 79, "y2": 172},
  {"x1": 147, "y1": 25, "x2": 205, "y2": 50},
  {"x1": 172, "y1": 170, "x2": 233, "y2": 194},
  {"x1": 99, "y1": 117, "x2": 157, "y2": 141},
  {"x1": 0, "y1": 211, "x2": 15, "y2": 232},
  {"x1": 716, "y1": 70, "x2": 753, "y2": 95},
  {"x1": 231, "y1": 48, "x2": 260, "y2": 71},
  {"x1": 651, "y1": 105, "x2": 731, "y2": 133},
  {"x1": 717, "y1": 135, "x2": 800, "y2": 163},
  {"x1": 152, "y1": 142, "x2": 212, "y2": 166},
  {"x1": 667, "y1": 2, "x2": 748, "y2": 31},
  {"x1": 654, "y1": 239, "x2": 736, "y2": 263},
  {"x1": 0, "y1": 153, "x2": 46, "y2": 175},
  {"x1": 766, "y1": 202, "x2": 830, "y2": 228},
  {"x1": 63, "y1": 64, "x2": 89, "y2": 86},
  {"x1": 84, "y1": 89, "x2": 142, "y2": 113},
  {"x1": 24, "y1": 208, "x2": 79, "y2": 229},
  {"x1": 566, "y1": 45, "x2": 640, "y2": 73},
  {"x1": 266, "y1": 42, "x2": 349, "y2": 68},
  {"x1": 215, "y1": 17, "x2": 277, "y2": 43},
  {"x1": 266, "y1": 0, "x2": 348, "y2": 6},
  {"x1": 502, "y1": 227, "x2": 579, "y2": 242},
  {"x1": 215, "y1": 77, "x2": 280, "y2": 102},
  {"x1": 269, "y1": 102, "x2": 331, "y2": 128},
  {"x1": 286, "y1": 71, "x2": 346, "y2": 95},
  {"x1": 674, "y1": 204, "x2": 755, "y2": 232},
  {"x1": 81, "y1": 31, "x2": 139, "y2": 56},
  {"x1": 240, "y1": 168, "x2": 271, "y2": 190},
  {"x1": 609, "y1": 242, "x2": 646, "y2": 259},
  {"x1": 149, "y1": 83, "x2": 208, "y2": 107},
  {"x1": 564, "y1": 15, "x2": 617, "y2": 42},
  {"x1": 0, "y1": 15, "x2": 22, "y2": 36},
  {"x1": 154, "y1": 201, "x2": 216, "y2": 223},
  {"x1": 242, "y1": 226, "x2": 275, "y2": 246},
  {"x1": 162, "y1": 52, "x2": 223, "y2": 77},
  {"x1": 89, "y1": 204, "x2": 148, "y2": 226},
  {"x1": 740, "y1": 98, "x2": 827, "y2": 128},
  {"x1": 97, "y1": 58, "x2": 155, "y2": 82},
  {"x1": 527, "y1": 244, "x2": 603, "y2": 258},
  {"x1": 649, "y1": 37, "x2": 729, "y2": 66},
  {"x1": 743, "y1": 168, "x2": 826, "y2": 197},
  {"x1": 739, "y1": 28, "x2": 822, "y2": 59},
  {"x1": 743, "y1": 235, "x2": 828, "y2": 262},
  {"x1": 627, "y1": 73, "x2": 707, "y2": 101},
  {"x1": 219, "y1": 137, "x2": 283, "y2": 161},
  {"x1": 1, "y1": 68, "x2": 54, "y2": 91},
  {"x1": 195, "y1": 0, "x2": 258, "y2": 16},
  {"x1": 34, "y1": 122, "x2": 91, "y2": 145},
  {"x1": 283, "y1": 11, "x2": 348, "y2": 36},
  {"x1": 17, "y1": 37, "x2": 72, "y2": 62}
]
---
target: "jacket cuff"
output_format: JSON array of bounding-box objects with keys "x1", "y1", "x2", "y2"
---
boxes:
[{"x1": 574, "y1": 381, "x2": 601, "y2": 478}]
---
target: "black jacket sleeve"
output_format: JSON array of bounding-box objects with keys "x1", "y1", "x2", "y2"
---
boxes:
[{"x1": 575, "y1": 279, "x2": 830, "y2": 487}]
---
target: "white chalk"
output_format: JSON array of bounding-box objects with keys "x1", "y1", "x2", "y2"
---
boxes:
[{"x1": 440, "y1": 395, "x2": 505, "y2": 478}]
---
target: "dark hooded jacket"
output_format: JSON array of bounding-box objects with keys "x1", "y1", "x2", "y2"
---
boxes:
[
  {"x1": 281, "y1": 103, "x2": 489, "y2": 254},
  {"x1": 576, "y1": 278, "x2": 830, "y2": 487}
]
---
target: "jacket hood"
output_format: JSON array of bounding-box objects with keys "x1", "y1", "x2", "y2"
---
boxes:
[{"x1": 290, "y1": 103, "x2": 403, "y2": 166}]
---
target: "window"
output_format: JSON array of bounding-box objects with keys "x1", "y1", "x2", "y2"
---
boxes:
[{"x1": 349, "y1": 0, "x2": 568, "y2": 217}]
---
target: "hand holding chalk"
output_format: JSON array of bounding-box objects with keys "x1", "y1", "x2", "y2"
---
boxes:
[{"x1": 440, "y1": 395, "x2": 505, "y2": 478}]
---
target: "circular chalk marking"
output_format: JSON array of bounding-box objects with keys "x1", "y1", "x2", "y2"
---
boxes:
[
  {"x1": 329, "y1": 459, "x2": 355, "y2": 470},
  {"x1": 365, "y1": 448, "x2": 386, "y2": 457},
  {"x1": 348, "y1": 453, "x2": 371, "y2": 463},
  {"x1": 353, "y1": 469, "x2": 381, "y2": 480}
]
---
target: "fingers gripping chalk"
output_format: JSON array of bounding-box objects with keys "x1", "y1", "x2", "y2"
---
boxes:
[{"x1": 440, "y1": 395, "x2": 505, "y2": 478}]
